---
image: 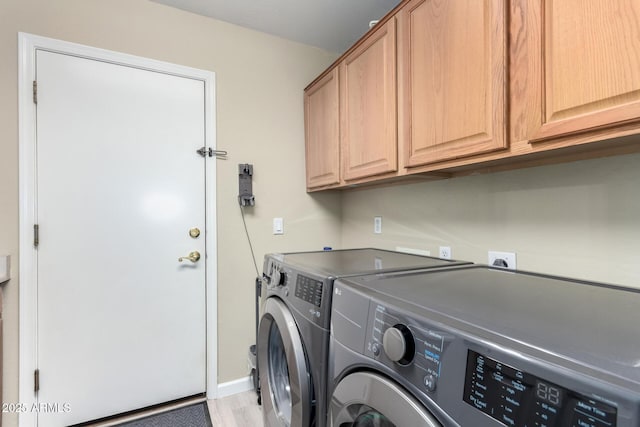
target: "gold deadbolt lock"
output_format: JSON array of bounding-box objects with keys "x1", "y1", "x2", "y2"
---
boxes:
[{"x1": 189, "y1": 227, "x2": 201, "y2": 238}]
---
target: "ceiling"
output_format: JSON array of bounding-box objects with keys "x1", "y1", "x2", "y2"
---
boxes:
[{"x1": 151, "y1": 0, "x2": 401, "y2": 53}]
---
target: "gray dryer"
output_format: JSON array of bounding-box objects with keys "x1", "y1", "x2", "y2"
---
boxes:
[{"x1": 329, "y1": 265, "x2": 640, "y2": 426}]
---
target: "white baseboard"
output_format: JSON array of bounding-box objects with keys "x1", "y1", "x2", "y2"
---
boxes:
[{"x1": 214, "y1": 376, "x2": 254, "y2": 399}]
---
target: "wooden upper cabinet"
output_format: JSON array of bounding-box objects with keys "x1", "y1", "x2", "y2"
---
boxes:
[
  {"x1": 528, "y1": 0, "x2": 640, "y2": 142},
  {"x1": 304, "y1": 68, "x2": 340, "y2": 189},
  {"x1": 305, "y1": 0, "x2": 640, "y2": 191},
  {"x1": 341, "y1": 19, "x2": 398, "y2": 181},
  {"x1": 398, "y1": 0, "x2": 507, "y2": 167}
]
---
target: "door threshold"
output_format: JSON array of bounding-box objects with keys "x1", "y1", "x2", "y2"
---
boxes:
[{"x1": 71, "y1": 394, "x2": 207, "y2": 426}]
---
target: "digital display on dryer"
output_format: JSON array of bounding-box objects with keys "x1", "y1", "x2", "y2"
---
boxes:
[{"x1": 463, "y1": 350, "x2": 617, "y2": 427}]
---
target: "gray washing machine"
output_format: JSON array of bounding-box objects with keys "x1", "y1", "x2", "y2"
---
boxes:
[
  {"x1": 257, "y1": 248, "x2": 470, "y2": 427},
  {"x1": 329, "y1": 265, "x2": 640, "y2": 426}
]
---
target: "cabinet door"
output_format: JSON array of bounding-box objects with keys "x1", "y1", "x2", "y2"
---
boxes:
[
  {"x1": 529, "y1": 0, "x2": 640, "y2": 142},
  {"x1": 341, "y1": 19, "x2": 397, "y2": 181},
  {"x1": 399, "y1": 0, "x2": 507, "y2": 166},
  {"x1": 305, "y1": 68, "x2": 340, "y2": 189}
]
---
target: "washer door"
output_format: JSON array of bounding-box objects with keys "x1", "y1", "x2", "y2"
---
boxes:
[
  {"x1": 330, "y1": 372, "x2": 440, "y2": 427},
  {"x1": 258, "y1": 297, "x2": 311, "y2": 427}
]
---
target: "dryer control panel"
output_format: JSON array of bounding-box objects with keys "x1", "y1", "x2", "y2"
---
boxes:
[
  {"x1": 330, "y1": 276, "x2": 640, "y2": 427},
  {"x1": 363, "y1": 303, "x2": 451, "y2": 395},
  {"x1": 356, "y1": 300, "x2": 629, "y2": 427},
  {"x1": 331, "y1": 282, "x2": 450, "y2": 396},
  {"x1": 463, "y1": 350, "x2": 617, "y2": 427}
]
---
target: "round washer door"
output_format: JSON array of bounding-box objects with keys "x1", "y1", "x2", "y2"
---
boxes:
[
  {"x1": 330, "y1": 371, "x2": 441, "y2": 427},
  {"x1": 258, "y1": 297, "x2": 311, "y2": 427}
]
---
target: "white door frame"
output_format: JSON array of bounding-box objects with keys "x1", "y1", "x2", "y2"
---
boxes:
[{"x1": 18, "y1": 33, "x2": 219, "y2": 426}]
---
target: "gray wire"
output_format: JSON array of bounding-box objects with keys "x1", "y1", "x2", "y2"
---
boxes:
[{"x1": 240, "y1": 204, "x2": 260, "y2": 277}]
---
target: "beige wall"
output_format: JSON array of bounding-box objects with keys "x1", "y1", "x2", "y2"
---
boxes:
[
  {"x1": 0, "y1": 1, "x2": 340, "y2": 425},
  {"x1": 341, "y1": 151, "x2": 640, "y2": 288}
]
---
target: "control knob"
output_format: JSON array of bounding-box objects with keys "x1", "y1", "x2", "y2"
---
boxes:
[
  {"x1": 382, "y1": 324, "x2": 415, "y2": 365},
  {"x1": 272, "y1": 269, "x2": 287, "y2": 287}
]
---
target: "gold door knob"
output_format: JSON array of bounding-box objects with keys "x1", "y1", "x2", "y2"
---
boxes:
[{"x1": 178, "y1": 251, "x2": 201, "y2": 263}]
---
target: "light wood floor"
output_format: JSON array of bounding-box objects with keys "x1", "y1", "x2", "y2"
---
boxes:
[{"x1": 207, "y1": 391, "x2": 263, "y2": 427}]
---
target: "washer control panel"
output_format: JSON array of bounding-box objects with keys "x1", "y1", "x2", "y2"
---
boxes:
[
  {"x1": 364, "y1": 303, "x2": 449, "y2": 394},
  {"x1": 294, "y1": 274, "x2": 323, "y2": 308},
  {"x1": 263, "y1": 256, "x2": 330, "y2": 328},
  {"x1": 263, "y1": 258, "x2": 288, "y2": 287}
]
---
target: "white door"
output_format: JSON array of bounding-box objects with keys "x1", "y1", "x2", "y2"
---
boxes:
[{"x1": 35, "y1": 49, "x2": 207, "y2": 426}]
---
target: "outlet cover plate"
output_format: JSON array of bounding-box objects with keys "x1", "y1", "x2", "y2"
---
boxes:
[
  {"x1": 488, "y1": 251, "x2": 517, "y2": 270},
  {"x1": 439, "y1": 246, "x2": 452, "y2": 259}
]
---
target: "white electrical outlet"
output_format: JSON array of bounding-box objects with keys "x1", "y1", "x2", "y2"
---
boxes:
[
  {"x1": 439, "y1": 246, "x2": 452, "y2": 259},
  {"x1": 273, "y1": 218, "x2": 284, "y2": 235},
  {"x1": 488, "y1": 251, "x2": 517, "y2": 270},
  {"x1": 374, "y1": 216, "x2": 382, "y2": 234}
]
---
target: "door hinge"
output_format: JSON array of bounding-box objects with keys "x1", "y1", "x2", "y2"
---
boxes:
[
  {"x1": 34, "y1": 224, "x2": 39, "y2": 247},
  {"x1": 33, "y1": 80, "x2": 37, "y2": 104},
  {"x1": 34, "y1": 369, "x2": 40, "y2": 392},
  {"x1": 196, "y1": 146, "x2": 227, "y2": 159}
]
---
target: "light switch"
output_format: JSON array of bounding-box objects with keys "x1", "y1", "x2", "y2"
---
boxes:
[
  {"x1": 273, "y1": 218, "x2": 284, "y2": 235},
  {"x1": 374, "y1": 216, "x2": 382, "y2": 234}
]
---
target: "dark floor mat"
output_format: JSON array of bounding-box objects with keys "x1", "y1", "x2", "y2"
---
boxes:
[{"x1": 117, "y1": 402, "x2": 212, "y2": 427}]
